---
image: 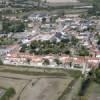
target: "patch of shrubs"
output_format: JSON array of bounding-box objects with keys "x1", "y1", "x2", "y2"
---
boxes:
[{"x1": 0, "y1": 88, "x2": 16, "y2": 100}]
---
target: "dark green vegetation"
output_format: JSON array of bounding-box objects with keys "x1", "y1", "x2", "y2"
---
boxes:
[
  {"x1": 0, "y1": 69, "x2": 67, "y2": 77},
  {"x1": 20, "y1": 37, "x2": 89, "y2": 56},
  {"x1": 88, "y1": 0, "x2": 100, "y2": 16},
  {"x1": 78, "y1": 46, "x2": 90, "y2": 56},
  {"x1": 58, "y1": 79, "x2": 77, "y2": 100},
  {"x1": 95, "y1": 67, "x2": 100, "y2": 83},
  {"x1": 0, "y1": 69, "x2": 81, "y2": 78},
  {"x1": 84, "y1": 81, "x2": 100, "y2": 100},
  {"x1": 21, "y1": 40, "x2": 71, "y2": 55},
  {"x1": 78, "y1": 78, "x2": 91, "y2": 97},
  {"x1": 0, "y1": 37, "x2": 17, "y2": 45},
  {"x1": 77, "y1": 67, "x2": 100, "y2": 100},
  {"x1": 80, "y1": 0, "x2": 100, "y2": 16},
  {"x1": 0, "y1": 65, "x2": 82, "y2": 78},
  {"x1": 0, "y1": 59, "x2": 3, "y2": 65},
  {"x1": 2, "y1": 20, "x2": 25, "y2": 33},
  {"x1": 96, "y1": 35, "x2": 100, "y2": 46},
  {"x1": 0, "y1": 88, "x2": 16, "y2": 100}
]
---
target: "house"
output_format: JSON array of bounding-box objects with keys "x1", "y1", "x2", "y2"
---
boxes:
[
  {"x1": 95, "y1": 52, "x2": 100, "y2": 58},
  {"x1": 28, "y1": 13, "x2": 49, "y2": 22},
  {"x1": 0, "y1": 45, "x2": 20, "y2": 56},
  {"x1": 3, "y1": 52, "x2": 100, "y2": 74},
  {"x1": 4, "y1": 53, "x2": 43, "y2": 66}
]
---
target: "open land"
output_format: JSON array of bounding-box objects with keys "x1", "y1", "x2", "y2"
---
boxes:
[
  {"x1": 85, "y1": 82, "x2": 100, "y2": 100},
  {"x1": 0, "y1": 65, "x2": 74, "y2": 100}
]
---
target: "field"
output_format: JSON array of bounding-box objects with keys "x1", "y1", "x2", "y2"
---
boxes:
[
  {"x1": 0, "y1": 75, "x2": 29, "y2": 100},
  {"x1": 20, "y1": 78, "x2": 72, "y2": 100},
  {"x1": 0, "y1": 65, "x2": 75, "y2": 100},
  {"x1": 85, "y1": 82, "x2": 100, "y2": 100}
]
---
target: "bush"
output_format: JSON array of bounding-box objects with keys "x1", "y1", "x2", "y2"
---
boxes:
[
  {"x1": 0, "y1": 88, "x2": 16, "y2": 100},
  {"x1": 78, "y1": 78, "x2": 91, "y2": 96},
  {"x1": 0, "y1": 59, "x2": 3, "y2": 65},
  {"x1": 95, "y1": 67, "x2": 100, "y2": 83}
]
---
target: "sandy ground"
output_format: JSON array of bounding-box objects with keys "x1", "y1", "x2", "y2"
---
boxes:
[{"x1": 20, "y1": 78, "x2": 72, "y2": 100}]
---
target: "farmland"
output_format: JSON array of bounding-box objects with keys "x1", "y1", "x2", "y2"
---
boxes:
[{"x1": 0, "y1": 65, "x2": 81, "y2": 100}]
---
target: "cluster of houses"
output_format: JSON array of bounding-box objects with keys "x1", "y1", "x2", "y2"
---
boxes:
[
  {"x1": 3, "y1": 51, "x2": 100, "y2": 74},
  {"x1": 21, "y1": 14, "x2": 97, "y2": 45},
  {"x1": 1, "y1": 13, "x2": 100, "y2": 75},
  {"x1": 0, "y1": 44, "x2": 20, "y2": 58}
]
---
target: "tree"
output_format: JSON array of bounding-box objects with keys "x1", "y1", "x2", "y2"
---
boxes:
[
  {"x1": 97, "y1": 39, "x2": 100, "y2": 45},
  {"x1": 20, "y1": 44, "x2": 27, "y2": 53},
  {"x1": 78, "y1": 46, "x2": 89, "y2": 56},
  {"x1": 0, "y1": 59, "x2": 3, "y2": 65},
  {"x1": 71, "y1": 36, "x2": 79, "y2": 46},
  {"x1": 95, "y1": 67, "x2": 100, "y2": 83},
  {"x1": 54, "y1": 59, "x2": 62, "y2": 65},
  {"x1": 42, "y1": 17, "x2": 46, "y2": 24},
  {"x1": 26, "y1": 58, "x2": 31, "y2": 64},
  {"x1": 43, "y1": 59, "x2": 50, "y2": 65}
]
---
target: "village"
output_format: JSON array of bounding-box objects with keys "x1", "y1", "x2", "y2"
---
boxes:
[
  {"x1": 0, "y1": 0, "x2": 100, "y2": 100},
  {"x1": 0, "y1": 13, "x2": 100, "y2": 75}
]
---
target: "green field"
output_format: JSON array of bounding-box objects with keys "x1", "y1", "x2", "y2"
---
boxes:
[{"x1": 84, "y1": 82, "x2": 100, "y2": 100}]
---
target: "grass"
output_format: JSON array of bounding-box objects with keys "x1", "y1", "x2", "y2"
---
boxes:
[
  {"x1": 57, "y1": 79, "x2": 77, "y2": 100},
  {"x1": 0, "y1": 65, "x2": 82, "y2": 78},
  {"x1": 0, "y1": 69, "x2": 67, "y2": 76},
  {"x1": 84, "y1": 82, "x2": 100, "y2": 100}
]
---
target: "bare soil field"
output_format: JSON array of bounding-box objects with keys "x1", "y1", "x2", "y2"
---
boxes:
[
  {"x1": 0, "y1": 76, "x2": 33, "y2": 100},
  {"x1": 0, "y1": 71, "x2": 73, "y2": 100},
  {"x1": 20, "y1": 78, "x2": 73, "y2": 100}
]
